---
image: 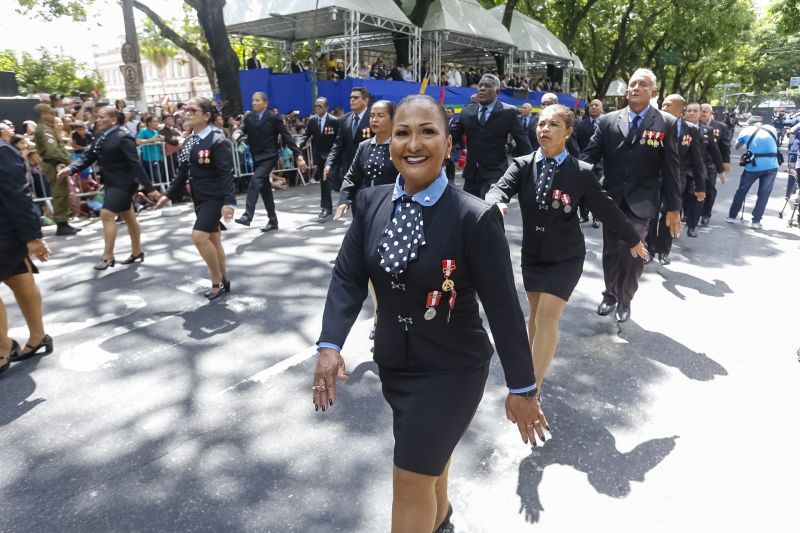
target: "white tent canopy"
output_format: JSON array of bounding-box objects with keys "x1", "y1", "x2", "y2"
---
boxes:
[
  {"x1": 224, "y1": 0, "x2": 421, "y2": 79},
  {"x1": 488, "y1": 7, "x2": 572, "y2": 64},
  {"x1": 606, "y1": 79, "x2": 627, "y2": 97},
  {"x1": 400, "y1": 0, "x2": 516, "y2": 84}
]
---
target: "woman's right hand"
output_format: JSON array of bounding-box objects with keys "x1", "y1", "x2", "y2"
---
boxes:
[
  {"x1": 27, "y1": 239, "x2": 51, "y2": 262},
  {"x1": 153, "y1": 196, "x2": 171, "y2": 210},
  {"x1": 313, "y1": 348, "x2": 349, "y2": 412},
  {"x1": 334, "y1": 204, "x2": 349, "y2": 220}
]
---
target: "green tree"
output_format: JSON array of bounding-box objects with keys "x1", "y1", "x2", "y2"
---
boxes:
[
  {"x1": 0, "y1": 48, "x2": 104, "y2": 96},
  {"x1": 138, "y1": 18, "x2": 178, "y2": 95}
]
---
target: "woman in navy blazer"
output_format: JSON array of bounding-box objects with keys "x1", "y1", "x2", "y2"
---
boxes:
[{"x1": 313, "y1": 95, "x2": 548, "y2": 532}]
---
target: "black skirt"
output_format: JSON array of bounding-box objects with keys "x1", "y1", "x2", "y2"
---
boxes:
[
  {"x1": 0, "y1": 239, "x2": 39, "y2": 282},
  {"x1": 193, "y1": 199, "x2": 226, "y2": 233},
  {"x1": 521, "y1": 255, "x2": 584, "y2": 301},
  {"x1": 379, "y1": 361, "x2": 490, "y2": 476},
  {"x1": 103, "y1": 185, "x2": 138, "y2": 213}
]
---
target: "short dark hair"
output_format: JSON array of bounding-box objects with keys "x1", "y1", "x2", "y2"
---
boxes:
[
  {"x1": 188, "y1": 97, "x2": 218, "y2": 124},
  {"x1": 396, "y1": 94, "x2": 448, "y2": 133},
  {"x1": 351, "y1": 86, "x2": 371, "y2": 103},
  {"x1": 315, "y1": 96, "x2": 329, "y2": 107},
  {"x1": 252, "y1": 91, "x2": 268, "y2": 102}
]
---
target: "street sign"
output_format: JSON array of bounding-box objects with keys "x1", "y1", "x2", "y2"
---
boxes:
[
  {"x1": 121, "y1": 42, "x2": 138, "y2": 64},
  {"x1": 658, "y1": 51, "x2": 679, "y2": 65},
  {"x1": 120, "y1": 64, "x2": 141, "y2": 100},
  {"x1": 790, "y1": 76, "x2": 800, "y2": 87}
]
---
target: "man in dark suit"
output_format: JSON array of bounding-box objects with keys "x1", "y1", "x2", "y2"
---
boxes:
[
  {"x1": 246, "y1": 51, "x2": 261, "y2": 70},
  {"x1": 519, "y1": 102, "x2": 537, "y2": 150},
  {"x1": 290, "y1": 59, "x2": 305, "y2": 74},
  {"x1": 574, "y1": 99, "x2": 605, "y2": 225},
  {"x1": 683, "y1": 102, "x2": 724, "y2": 237},
  {"x1": 324, "y1": 86, "x2": 373, "y2": 192},
  {"x1": 580, "y1": 69, "x2": 681, "y2": 322},
  {"x1": 449, "y1": 74, "x2": 532, "y2": 198},
  {"x1": 698, "y1": 103, "x2": 731, "y2": 225},
  {"x1": 304, "y1": 97, "x2": 340, "y2": 220},
  {"x1": 233, "y1": 91, "x2": 308, "y2": 232},
  {"x1": 444, "y1": 107, "x2": 458, "y2": 180},
  {"x1": 646, "y1": 95, "x2": 706, "y2": 265}
]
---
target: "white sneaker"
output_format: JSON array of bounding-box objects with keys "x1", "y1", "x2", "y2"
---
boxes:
[
  {"x1": 751, "y1": 221, "x2": 763, "y2": 230},
  {"x1": 725, "y1": 217, "x2": 738, "y2": 224}
]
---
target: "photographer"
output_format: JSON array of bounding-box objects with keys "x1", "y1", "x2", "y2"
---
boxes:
[{"x1": 726, "y1": 116, "x2": 780, "y2": 229}]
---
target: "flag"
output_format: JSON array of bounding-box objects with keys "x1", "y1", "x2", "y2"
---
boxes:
[
  {"x1": 419, "y1": 77, "x2": 429, "y2": 95},
  {"x1": 439, "y1": 84, "x2": 445, "y2": 104}
]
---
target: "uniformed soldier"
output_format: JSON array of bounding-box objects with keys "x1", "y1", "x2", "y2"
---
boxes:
[
  {"x1": 698, "y1": 103, "x2": 731, "y2": 225},
  {"x1": 33, "y1": 103, "x2": 80, "y2": 236}
]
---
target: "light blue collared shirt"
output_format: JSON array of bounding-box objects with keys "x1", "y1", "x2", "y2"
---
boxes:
[
  {"x1": 196, "y1": 125, "x2": 215, "y2": 139},
  {"x1": 534, "y1": 148, "x2": 569, "y2": 166},
  {"x1": 369, "y1": 136, "x2": 391, "y2": 145},
  {"x1": 628, "y1": 106, "x2": 650, "y2": 128}
]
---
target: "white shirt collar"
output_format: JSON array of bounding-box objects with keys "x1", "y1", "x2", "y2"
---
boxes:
[
  {"x1": 370, "y1": 136, "x2": 391, "y2": 145},
  {"x1": 196, "y1": 125, "x2": 215, "y2": 139}
]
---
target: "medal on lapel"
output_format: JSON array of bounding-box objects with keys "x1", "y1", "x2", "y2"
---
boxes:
[
  {"x1": 204, "y1": 149, "x2": 211, "y2": 164},
  {"x1": 425, "y1": 290, "x2": 441, "y2": 320},
  {"x1": 563, "y1": 193, "x2": 573, "y2": 213},
  {"x1": 441, "y1": 260, "x2": 457, "y2": 323},
  {"x1": 198, "y1": 149, "x2": 205, "y2": 164},
  {"x1": 551, "y1": 190, "x2": 562, "y2": 209}
]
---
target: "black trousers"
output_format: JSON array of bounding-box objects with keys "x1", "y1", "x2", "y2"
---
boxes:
[
  {"x1": 315, "y1": 157, "x2": 332, "y2": 210},
  {"x1": 646, "y1": 210, "x2": 672, "y2": 255},
  {"x1": 463, "y1": 177, "x2": 496, "y2": 199},
  {"x1": 701, "y1": 170, "x2": 718, "y2": 218},
  {"x1": 682, "y1": 187, "x2": 702, "y2": 229},
  {"x1": 243, "y1": 157, "x2": 279, "y2": 223},
  {"x1": 602, "y1": 202, "x2": 649, "y2": 306}
]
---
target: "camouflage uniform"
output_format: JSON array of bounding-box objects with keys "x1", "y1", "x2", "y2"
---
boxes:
[{"x1": 34, "y1": 122, "x2": 72, "y2": 223}]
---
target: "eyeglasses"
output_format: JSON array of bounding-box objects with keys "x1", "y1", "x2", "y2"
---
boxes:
[{"x1": 185, "y1": 107, "x2": 201, "y2": 115}]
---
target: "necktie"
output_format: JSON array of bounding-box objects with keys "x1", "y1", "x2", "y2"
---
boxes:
[
  {"x1": 592, "y1": 119, "x2": 597, "y2": 129},
  {"x1": 377, "y1": 195, "x2": 426, "y2": 276},
  {"x1": 352, "y1": 114, "x2": 360, "y2": 138},
  {"x1": 480, "y1": 106, "x2": 488, "y2": 126},
  {"x1": 179, "y1": 134, "x2": 200, "y2": 165},
  {"x1": 523, "y1": 117, "x2": 528, "y2": 130},
  {"x1": 536, "y1": 158, "x2": 557, "y2": 205},
  {"x1": 628, "y1": 114, "x2": 641, "y2": 145}
]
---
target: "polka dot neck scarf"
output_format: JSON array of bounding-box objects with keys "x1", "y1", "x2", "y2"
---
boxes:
[
  {"x1": 535, "y1": 157, "x2": 557, "y2": 205},
  {"x1": 179, "y1": 134, "x2": 200, "y2": 165},
  {"x1": 365, "y1": 143, "x2": 389, "y2": 186},
  {"x1": 377, "y1": 194, "x2": 426, "y2": 276}
]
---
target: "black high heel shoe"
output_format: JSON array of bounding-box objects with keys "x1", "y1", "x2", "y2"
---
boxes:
[
  {"x1": 222, "y1": 277, "x2": 230, "y2": 293},
  {"x1": 434, "y1": 503, "x2": 454, "y2": 533},
  {"x1": 12, "y1": 334, "x2": 53, "y2": 362},
  {"x1": 1, "y1": 340, "x2": 20, "y2": 375},
  {"x1": 205, "y1": 281, "x2": 226, "y2": 301},
  {"x1": 120, "y1": 252, "x2": 145, "y2": 265},
  {"x1": 94, "y1": 257, "x2": 115, "y2": 270}
]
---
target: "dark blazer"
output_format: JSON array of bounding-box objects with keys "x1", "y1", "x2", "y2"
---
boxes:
[
  {"x1": 246, "y1": 57, "x2": 261, "y2": 70},
  {"x1": 486, "y1": 154, "x2": 640, "y2": 263},
  {"x1": 0, "y1": 141, "x2": 42, "y2": 243},
  {"x1": 325, "y1": 110, "x2": 374, "y2": 172},
  {"x1": 68, "y1": 126, "x2": 153, "y2": 192},
  {"x1": 675, "y1": 119, "x2": 707, "y2": 193},
  {"x1": 699, "y1": 123, "x2": 725, "y2": 175},
  {"x1": 339, "y1": 139, "x2": 397, "y2": 206},
  {"x1": 304, "y1": 113, "x2": 340, "y2": 164},
  {"x1": 290, "y1": 62, "x2": 305, "y2": 73},
  {"x1": 166, "y1": 129, "x2": 236, "y2": 205},
  {"x1": 238, "y1": 110, "x2": 301, "y2": 164},
  {"x1": 706, "y1": 119, "x2": 731, "y2": 164},
  {"x1": 580, "y1": 106, "x2": 680, "y2": 219},
  {"x1": 450, "y1": 101, "x2": 533, "y2": 184},
  {"x1": 575, "y1": 116, "x2": 600, "y2": 152},
  {"x1": 521, "y1": 114, "x2": 538, "y2": 150},
  {"x1": 318, "y1": 183, "x2": 535, "y2": 389}
]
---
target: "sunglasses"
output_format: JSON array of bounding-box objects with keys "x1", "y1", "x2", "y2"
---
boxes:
[{"x1": 185, "y1": 107, "x2": 201, "y2": 115}]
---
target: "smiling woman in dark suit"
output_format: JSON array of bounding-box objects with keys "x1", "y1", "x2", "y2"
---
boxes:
[
  {"x1": 486, "y1": 104, "x2": 647, "y2": 396},
  {"x1": 59, "y1": 107, "x2": 161, "y2": 270},
  {"x1": 313, "y1": 95, "x2": 548, "y2": 533}
]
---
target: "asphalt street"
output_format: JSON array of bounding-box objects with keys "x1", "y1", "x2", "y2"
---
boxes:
[{"x1": 1, "y1": 145, "x2": 798, "y2": 532}]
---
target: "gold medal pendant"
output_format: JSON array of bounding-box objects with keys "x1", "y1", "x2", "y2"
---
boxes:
[{"x1": 442, "y1": 279, "x2": 455, "y2": 292}]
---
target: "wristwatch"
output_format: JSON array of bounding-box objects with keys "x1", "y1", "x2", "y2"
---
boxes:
[{"x1": 511, "y1": 388, "x2": 538, "y2": 399}]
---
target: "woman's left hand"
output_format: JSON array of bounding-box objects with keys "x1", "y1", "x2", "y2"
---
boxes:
[
  {"x1": 630, "y1": 241, "x2": 648, "y2": 259},
  {"x1": 221, "y1": 206, "x2": 234, "y2": 220},
  {"x1": 313, "y1": 348, "x2": 349, "y2": 411}
]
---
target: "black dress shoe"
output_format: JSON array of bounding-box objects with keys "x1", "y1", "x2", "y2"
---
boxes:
[
  {"x1": 700, "y1": 216, "x2": 710, "y2": 226},
  {"x1": 318, "y1": 208, "x2": 332, "y2": 220},
  {"x1": 615, "y1": 304, "x2": 631, "y2": 323},
  {"x1": 261, "y1": 222, "x2": 279, "y2": 232},
  {"x1": 644, "y1": 254, "x2": 653, "y2": 265},
  {"x1": 579, "y1": 215, "x2": 590, "y2": 223},
  {"x1": 120, "y1": 252, "x2": 144, "y2": 264},
  {"x1": 681, "y1": 215, "x2": 687, "y2": 223},
  {"x1": 11, "y1": 335, "x2": 53, "y2": 362},
  {"x1": 597, "y1": 299, "x2": 617, "y2": 316},
  {"x1": 235, "y1": 216, "x2": 251, "y2": 226},
  {"x1": 658, "y1": 253, "x2": 671, "y2": 265},
  {"x1": 592, "y1": 219, "x2": 600, "y2": 228},
  {"x1": 1, "y1": 340, "x2": 19, "y2": 375},
  {"x1": 55, "y1": 223, "x2": 78, "y2": 236},
  {"x1": 687, "y1": 228, "x2": 698, "y2": 237}
]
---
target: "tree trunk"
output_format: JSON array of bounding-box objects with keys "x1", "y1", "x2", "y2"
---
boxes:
[
  {"x1": 501, "y1": 0, "x2": 520, "y2": 29},
  {"x1": 392, "y1": 0, "x2": 435, "y2": 77},
  {"x1": 187, "y1": 0, "x2": 242, "y2": 117},
  {"x1": 561, "y1": 0, "x2": 600, "y2": 49},
  {"x1": 132, "y1": 0, "x2": 217, "y2": 93}
]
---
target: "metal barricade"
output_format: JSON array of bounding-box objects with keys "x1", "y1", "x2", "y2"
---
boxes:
[{"x1": 136, "y1": 140, "x2": 175, "y2": 192}]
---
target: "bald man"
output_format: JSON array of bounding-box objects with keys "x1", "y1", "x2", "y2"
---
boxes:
[{"x1": 698, "y1": 103, "x2": 731, "y2": 225}]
